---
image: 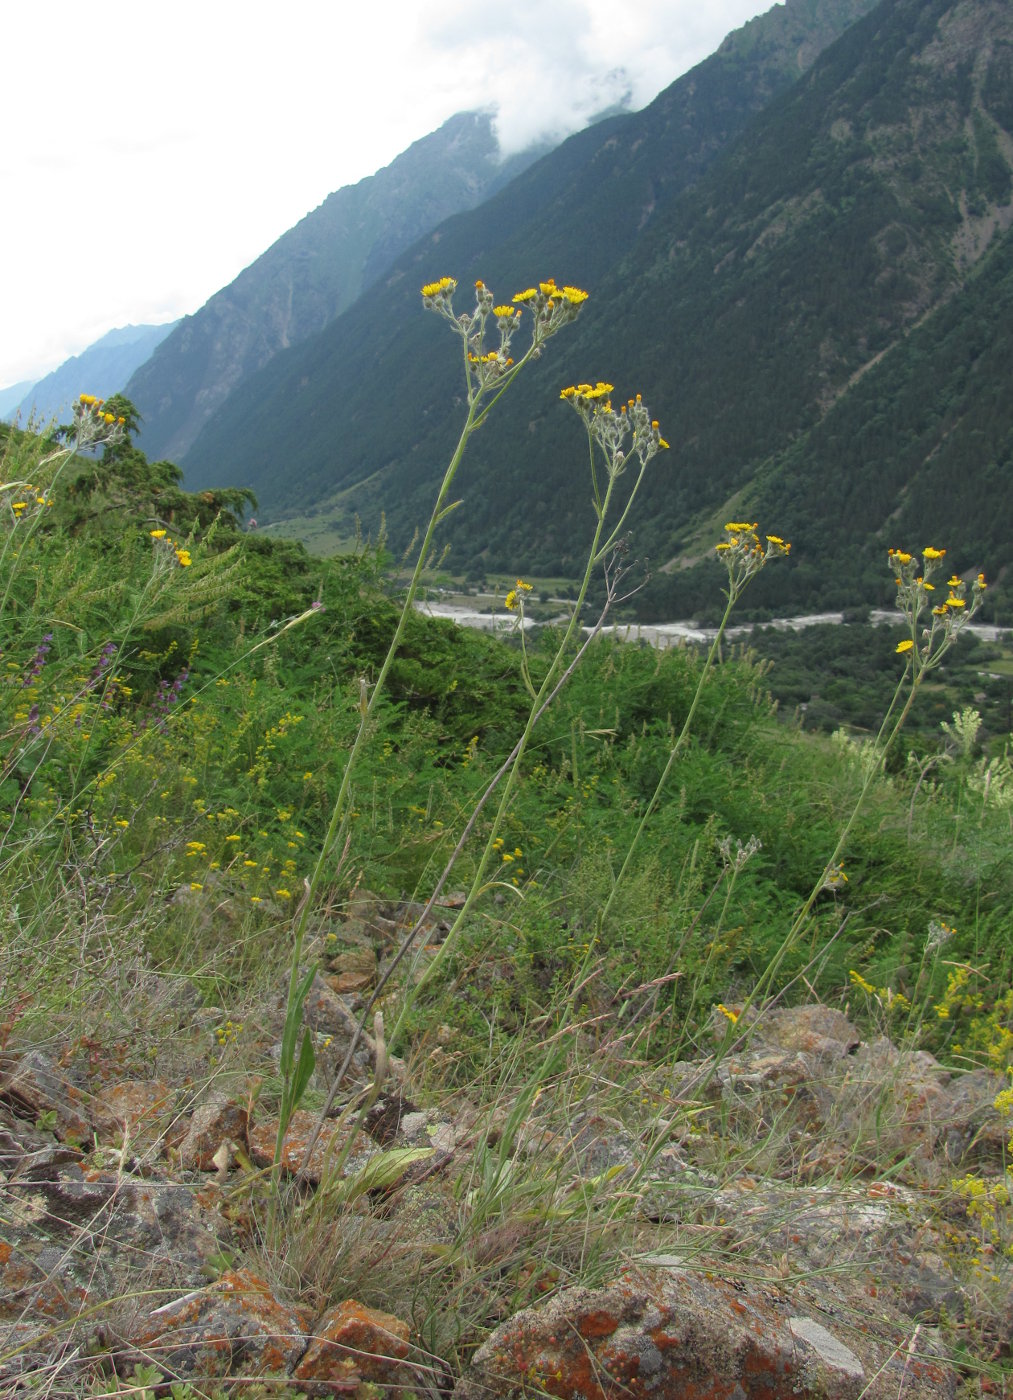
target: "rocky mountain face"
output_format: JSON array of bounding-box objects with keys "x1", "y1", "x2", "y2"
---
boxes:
[
  {"x1": 11, "y1": 324, "x2": 178, "y2": 427},
  {"x1": 180, "y1": 0, "x2": 1013, "y2": 620},
  {"x1": 124, "y1": 112, "x2": 551, "y2": 464}
]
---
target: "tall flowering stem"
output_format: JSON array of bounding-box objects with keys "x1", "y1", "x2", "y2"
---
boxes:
[
  {"x1": 601, "y1": 522, "x2": 790, "y2": 925},
  {"x1": 740, "y1": 546, "x2": 986, "y2": 1014},
  {"x1": 386, "y1": 380, "x2": 668, "y2": 1035},
  {"x1": 275, "y1": 278, "x2": 588, "y2": 1179}
]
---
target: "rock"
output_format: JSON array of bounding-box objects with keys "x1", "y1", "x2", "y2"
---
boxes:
[
  {"x1": 455, "y1": 1264, "x2": 958, "y2": 1399},
  {"x1": 294, "y1": 1298, "x2": 413, "y2": 1392},
  {"x1": 92, "y1": 1079, "x2": 172, "y2": 1155},
  {"x1": 0, "y1": 1153, "x2": 232, "y2": 1388},
  {"x1": 175, "y1": 1095, "x2": 249, "y2": 1171},
  {"x1": 0, "y1": 1049, "x2": 92, "y2": 1143},
  {"x1": 364, "y1": 1089, "x2": 423, "y2": 1146},
  {"x1": 247, "y1": 1108, "x2": 379, "y2": 1184},
  {"x1": 940, "y1": 1067, "x2": 1009, "y2": 1165},
  {"x1": 755, "y1": 1005, "x2": 861, "y2": 1060},
  {"x1": 124, "y1": 1267, "x2": 308, "y2": 1381}
]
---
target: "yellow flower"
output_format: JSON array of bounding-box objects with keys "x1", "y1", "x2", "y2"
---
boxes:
[
  {"x1": 889, "y1": 549, "x2": 913, "y2": 565},
  {"x1": 420, "y1": 276, "x2": 456, "y2": 298},
  {"x1": 849, "y1": 970, "x2": 877, "y2": 996},
  {"x1": 504, "y1": 589, "x2": 518, "y2": 611},
  {"x1": 492, "y1": 305, "x2": 517, "y2": 318},
  {"x1": 149, "y1": 529, "x2": 167, "y2": 538},
  {"x1": 559, "y1": 285, "x2": 588, "y2": 305},
  {"x1": 716, "y1": 1003, "x2": 739, "y2": 1023},
  {"x1": 515, "y1": 579, "x2": 532, "y2": 592},
  {"x1": 274, "y1": 888, "x2": 292, "y2": 900},
  {"x1": 896, "y1": 639, "x2": 914, "y2": 653},
  {"x1": 512, "y1": 288, "x2": 537, "y2": 302},
  {"x1": 922, "y1": 546, "x2": 946, "y2": 560}
]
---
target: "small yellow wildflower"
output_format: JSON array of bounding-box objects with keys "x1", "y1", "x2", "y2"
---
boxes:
[
  {"x1": 896, "y1": 639, "x2": 914, "y2": 653},
  {"x1": 420, "y1": 276, "x2": 456, "y2": 298},
  {"x1": 149, "y1": 528, "x2": 167, "y2": 538},
  {"x1": 922, "y1": 546, "x2": 946, "y2": 560}
]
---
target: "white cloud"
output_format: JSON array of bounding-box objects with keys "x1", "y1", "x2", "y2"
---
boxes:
[{"x1": 0, "y1": 0, "x2": 768, "y2": 388}]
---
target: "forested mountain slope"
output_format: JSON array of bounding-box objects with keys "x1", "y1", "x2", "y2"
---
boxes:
[
  {"x1": 180, "y1": 0, "x2": 879, "y2": 506},
  {"x1": 184, "y1": 0, "x2": 1013, "y2": 620}
]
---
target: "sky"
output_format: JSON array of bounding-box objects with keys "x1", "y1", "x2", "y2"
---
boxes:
[{"x1": 1, "y1": 0, "x2": 773, "y2": 390}]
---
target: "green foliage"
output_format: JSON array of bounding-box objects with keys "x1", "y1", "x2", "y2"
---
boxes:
[{"x1": 3, "y1": 405, "x2": 1012, "y2": 1070}]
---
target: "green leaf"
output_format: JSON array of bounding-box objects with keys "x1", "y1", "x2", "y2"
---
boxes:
[
  {"x1": 332, "y1": 1146, "x2": 434, "y2": 1202},
  {"x1": 290, "y1": 1027, "x2": 316, "y2": 1112}
]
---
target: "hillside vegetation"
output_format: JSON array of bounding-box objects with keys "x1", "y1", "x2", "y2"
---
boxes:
[{"x1": 2, "y1": 296, "x2": 1012, "y2": 1390}]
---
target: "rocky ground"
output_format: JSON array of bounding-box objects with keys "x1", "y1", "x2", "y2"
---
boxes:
[{"x1": 2, "y1": 898, "x2": 1010, "y2": 1398}]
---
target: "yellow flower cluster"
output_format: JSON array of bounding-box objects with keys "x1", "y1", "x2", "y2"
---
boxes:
[
  {"x1": 420, "y1": 275, "x2": 589, "y2": 386},
  {"x1": 3, "y1": 480, "x2": 52, "y2": 519},
  {"x1": 78, "y1": 392, "x2": 125, "y2": 426},
  {"x1": 504, "y1": 578, "x2": 533, "y2": 611},
  {"x1": 889, "y1": 547, "x2": 986, "y2": 661},
  {"x1": 560, "y1": 385, "x2": 669, "y2": 477},
  {"x1": 715, "y1": 522, "x2": 790, "y2": 591},
  {"x1": 149, "y1": 527, "x2": 191, "y2": 567},
  {"x1": 420, "y1": 276, "x2": 456, "y2": 299}
]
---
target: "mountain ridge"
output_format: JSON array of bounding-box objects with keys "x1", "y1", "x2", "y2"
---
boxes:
[
  {"x1": 182, "y1": 0, "x2": 1013, "y2": 619},
  {"x1": 125, "y1": 112, "x2": 552, "y2": 463},
  {"x1": 11, "y1": 323, "x2": 178, "y2": 427}
]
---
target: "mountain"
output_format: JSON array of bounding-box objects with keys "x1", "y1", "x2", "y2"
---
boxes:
[
  {"x1": 124, "y1": 112, "x2": 552, "y2": 464},
  {"x1": 178, "y1": 0, "x2": 883, "y2": 524},
  {"x1": 0, "y1": 380, "x2": 36, "y2": 420},
  {"x1": 13, "y1": 324, "x2": 178, "y2": 427},
  {"x1": 183, "y1": 0, "x2": 1013, "y2": 620}
]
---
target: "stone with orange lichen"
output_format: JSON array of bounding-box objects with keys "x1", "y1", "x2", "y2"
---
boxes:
[
  {"x1": 92, "y1": 1079, "x2": 172, "y2": 1151},
  {"x1": 175, "y1": 1094, "x2": 249, "y2": 1171},
  {"x1": 294, "y1": 1298, "x2": 413, "y2": 1391},
  {"x1": 0, "y1": 1049, "x2": 92, "y2": 1143},
  {"x1": 247, "y1": 1108, "x2": 378, "y2": 1183},
  {"x1": 454, "y1": 1265, "x2": 958, "y2": 1399},
  {"x1": 124, "y1": 1267, "x2": 309, "y2": 1381}
]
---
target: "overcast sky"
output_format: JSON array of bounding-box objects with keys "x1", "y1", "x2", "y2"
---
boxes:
[{"x1": 1, "y1": 0, "x2": 772, "y2": 389}]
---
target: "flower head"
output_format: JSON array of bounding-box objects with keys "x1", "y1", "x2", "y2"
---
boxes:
[{"x1": 421, "y1": 276, "x2": 456, "y2": 299}]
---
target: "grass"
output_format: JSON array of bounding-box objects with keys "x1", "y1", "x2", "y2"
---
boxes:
[{"x1": 2, "y1": 363, "x2": 1012, "y2": 1396}]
